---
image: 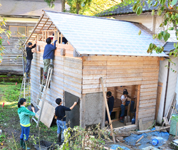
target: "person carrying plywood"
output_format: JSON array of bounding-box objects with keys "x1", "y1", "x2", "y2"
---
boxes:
[
  {"x1": 25, "y1": 42, "x2": 36, "y2": 79},
  {"x1": 55, "y1": 98, "x2": 77, "y2": 143},
  {"x1": 43, "y1": 38, "x2": 57, "y2": 79}
]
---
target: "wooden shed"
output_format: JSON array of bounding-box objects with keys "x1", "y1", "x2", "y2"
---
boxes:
[{"x1": 26, "y1": 10, "x2": 167, "y2": 129}]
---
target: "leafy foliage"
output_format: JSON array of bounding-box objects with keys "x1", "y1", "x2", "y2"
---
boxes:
[
  {"x1": 0, "y1": 4, "x2": 11, "y2": 62},
  {"x1": 131, "y1": 0, "x2": 178, "y2": 55},
  {"x1": 60, "y1": 124, "x2": 111, "y2": 150}
]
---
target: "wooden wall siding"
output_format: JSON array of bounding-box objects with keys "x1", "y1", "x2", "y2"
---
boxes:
[
  {"x1": 31, "y1": 48, "x2": 82, "y2": 106},
  {"x1": 82, "y1": 56, "x2": 160, "y2": 123},
  {"x1": 37, "y1": 41, "x2": 74, "y2": 57}
]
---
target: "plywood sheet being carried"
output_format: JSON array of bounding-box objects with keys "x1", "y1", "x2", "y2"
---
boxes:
[{"x1": 39, "y1": 101, "x2": 55, "y2": 128}]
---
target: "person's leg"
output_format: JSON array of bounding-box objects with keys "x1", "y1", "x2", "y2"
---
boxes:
[
  {"x1": 43, "y1": 59, "x2": 50, "y2": 78},
  {"x1": 25, "y1": 59, "x2": 31, "y2": 76},
  {"x1": 105, "y1": 111, "x2": 108, "y2": 122},
  {"x1": 60, "y1": 121, "x2": 67, "y2": 143},
  {"x1": 120, "y1": 105, "x2": 125, "y2": 117},
  {"x1": 56, "y1": 120, "x2": 61, "y2": 136},
  {"x1": 20, "y1": 126, "x2": 24, "y2": 147},
  {"x1": 23, "y1": 127, "x2": 30, "y2": 149},
  {"x1": 130, "y1": 101, "x2": 135, "y2": 112}
]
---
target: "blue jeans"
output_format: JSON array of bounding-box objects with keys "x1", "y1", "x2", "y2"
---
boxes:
[
  {"x1": 120, "y1": 101, "x2": 135, "y2": 117},
  {"x1": 106, "y1": 111, "x2": 112, "y2": 122},
  {"x1": 20, "y1": 126, "x2": 30, "y2": 141},
  {"x1": 25, "y1": 59, "x2": 31, "y2": 74},
  {"x1": 57, "y1": 120, "x2": 67, "y2": 142}
]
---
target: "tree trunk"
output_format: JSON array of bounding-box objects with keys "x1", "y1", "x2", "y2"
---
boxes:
[
  {"x1": 62, "y1": 0, "x2": 65, "y2": 12},
  {"x1": 76, "y1": 2, "x2": 80, "y2": 14}
]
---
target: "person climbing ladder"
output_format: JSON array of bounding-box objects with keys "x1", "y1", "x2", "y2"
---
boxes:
[
  {"x1": 43, "y1": 38, "x2": 57, "y2": 79},
  {"x1": 25, "y1": 42, "x2": 36, "y2": 79}
]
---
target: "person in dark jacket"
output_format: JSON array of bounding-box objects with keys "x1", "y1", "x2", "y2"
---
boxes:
[
  {"x1": 55, "y1": 98, "x2": 77, "y2": 142},
  {"x1": 105, "y1": 91, "x2": 114, "y2": 124},
  {"x1": 18, "y1": 98, "x2": 35, "y2": 149},
  {"x1": 25, "y1": 42, "x2": 36, "y2": 79},
  {"x1": 43, "y1": 38, "x2": 57, "y2": 79}
]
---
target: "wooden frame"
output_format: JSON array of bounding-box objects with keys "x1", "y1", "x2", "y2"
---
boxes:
[{"x1": 136, "y1": 85, "x2": 140, "y2": 125}]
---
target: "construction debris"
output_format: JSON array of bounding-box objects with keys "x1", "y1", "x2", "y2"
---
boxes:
[{"x1": 124, "y1": 128, "x2": 169, "y2": 149}]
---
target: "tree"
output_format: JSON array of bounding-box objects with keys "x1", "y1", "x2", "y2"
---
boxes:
[
  {"x1": 0, "y1": 4, "x2": 11, "y2": 63},
  {"x1": 131, "y1": 0, "x2": 178, "y2": 56},
  {"x1": 45, "y1": 0, "x2": 92, "y2": 14}
]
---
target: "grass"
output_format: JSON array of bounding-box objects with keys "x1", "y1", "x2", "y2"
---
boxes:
[{"x1": 0, "y1": 82, "x2": 58, "y2": 150}]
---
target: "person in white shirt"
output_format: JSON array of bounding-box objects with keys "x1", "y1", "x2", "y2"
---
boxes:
[{"x1": 120, "y1": 90, "x2": 128, "y2": 122}]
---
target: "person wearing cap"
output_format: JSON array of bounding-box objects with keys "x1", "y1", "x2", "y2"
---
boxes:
[
  {"x1": 43, "y1": 38, "x2": 57, "y2": 79},
  {"x1": 25, "y1": 42, "x2": 36, "y2": 79}
]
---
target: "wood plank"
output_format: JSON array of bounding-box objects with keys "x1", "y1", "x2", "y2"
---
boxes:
[
  {"x1": 136, "y1": 85, "x2": 140, "y2": 125},
  {"x1": 155, "y1": 82, "x2": 163, "y2": 120}
]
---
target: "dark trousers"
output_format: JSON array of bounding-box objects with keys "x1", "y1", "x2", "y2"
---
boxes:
[
  {"x1": 106, "y1": 110, "x2": 112, "y2": 122},
  {"x1": 25, "y1": 59, "x2": 31, "y2": 74},
  {"x1": 20, "y1": 126, "x2": 30, "y2": 141},
  {"x1": 120, "y1": 101, "x2": 135, "y2": 117}
]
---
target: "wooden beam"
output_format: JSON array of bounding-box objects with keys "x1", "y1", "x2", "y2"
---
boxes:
[
  {"x1": 40, "y1": 18, "x2": 49, "y2": 31},
  {"x1": 136, "y1": 85, "x2": 140, "y2": 125},
  {"x1": 100, "y1": 77, "x2": 116, "y2": 143},
  {"x1": 47, "y1": 22, "x2": 53, "y2": 30},
  {"x1": 25, "y1": 12, "x2": 45, "y2": 44}
]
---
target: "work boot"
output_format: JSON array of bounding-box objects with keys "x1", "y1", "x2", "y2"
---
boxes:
[
  {"x1": 22, "y1": 141, "x2": 30, "y2": 150},
  {"x1": 20, "y1": 139, "x2": 23, "y2": 148}
]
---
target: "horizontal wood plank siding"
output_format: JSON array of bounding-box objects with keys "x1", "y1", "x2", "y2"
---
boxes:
[
  {"x1": 31, "y1": 49, "x2": 82, "y2": 106},
  {"x1": 82, "y1": 56, "x2": 160, "y2": 123}
]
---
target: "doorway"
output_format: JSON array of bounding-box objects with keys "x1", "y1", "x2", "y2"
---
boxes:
[{"x1": 107, "y1": 85, "x2": 139, "y2": 128}]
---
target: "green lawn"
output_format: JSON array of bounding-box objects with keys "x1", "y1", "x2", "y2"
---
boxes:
[{"x1": 0, "y1": 82, "x2": 58, "y2": 150}]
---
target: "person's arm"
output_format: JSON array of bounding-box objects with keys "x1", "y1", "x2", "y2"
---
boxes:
[
  {"x1": 24, "y1": 107, "x2": 35, "y2": 116},
  {"x1": 52, "y1": 40, "x2": 57, "y2": 50},
  {"x1": 54, "y1": 108, "x2": 57, "y2": 119},
  {"x1": 70, "y1": 102, "x2": 77, "y2": 110},
  {"x1": 32, "y1": 42, "x2": 37, "y2": 49}
]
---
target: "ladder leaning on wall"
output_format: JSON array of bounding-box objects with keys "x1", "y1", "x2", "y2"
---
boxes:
[
  {"x1": 19, "y1": 75, "x2": 31, "y2": 103},
  {"x1": 32, "y1": 67, "x2": 53, "y2": 127}
]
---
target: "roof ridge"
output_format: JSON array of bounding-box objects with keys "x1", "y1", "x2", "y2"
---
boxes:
[{"x1": 43, "y1": 10, "x2": 140, "y2": 24}]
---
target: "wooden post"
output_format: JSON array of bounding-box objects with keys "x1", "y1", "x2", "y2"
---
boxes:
[
  {"x1": 24, "y1": 78, "x2": 25, "y2": 98},
  {"x1": 136, "y1": 85, "x2": 140, "y2": 125},
  {"x1": 100, "y1": 77, "x2": 116, "y2": 143},
  {"x1": 61, "y1": 33, "x2": 63, "y2": 44},
  {"x1": 57, "y1": 32, "x2": 60, "y2": 43}
]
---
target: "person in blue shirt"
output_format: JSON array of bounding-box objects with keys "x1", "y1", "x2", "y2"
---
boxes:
[{"x1": 43, "y1": 38, "x2": 57, "y2": 79}]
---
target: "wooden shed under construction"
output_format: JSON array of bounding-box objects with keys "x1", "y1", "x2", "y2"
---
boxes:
[{"x1": 26, "y1": 10, "x2": 167, "y2": 129}]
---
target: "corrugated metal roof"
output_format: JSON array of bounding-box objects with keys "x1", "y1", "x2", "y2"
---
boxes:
[
  {"x1": 44, "y1": 11, "x2": 166, "y2": 57},
  {"x1": 98, "y1": 1, "x2": 157, "y2": 16},
  {"x1": 163, "y1": 42, "x2": 176, "y2": 52}
]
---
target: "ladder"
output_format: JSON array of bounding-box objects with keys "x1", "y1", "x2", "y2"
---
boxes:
[
  {"x1": 19, "y1": 75, "x2": 31, "y2": 103},
  {"x1": 32, "y1": 67, "x2": 53, "y2": 127}
]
